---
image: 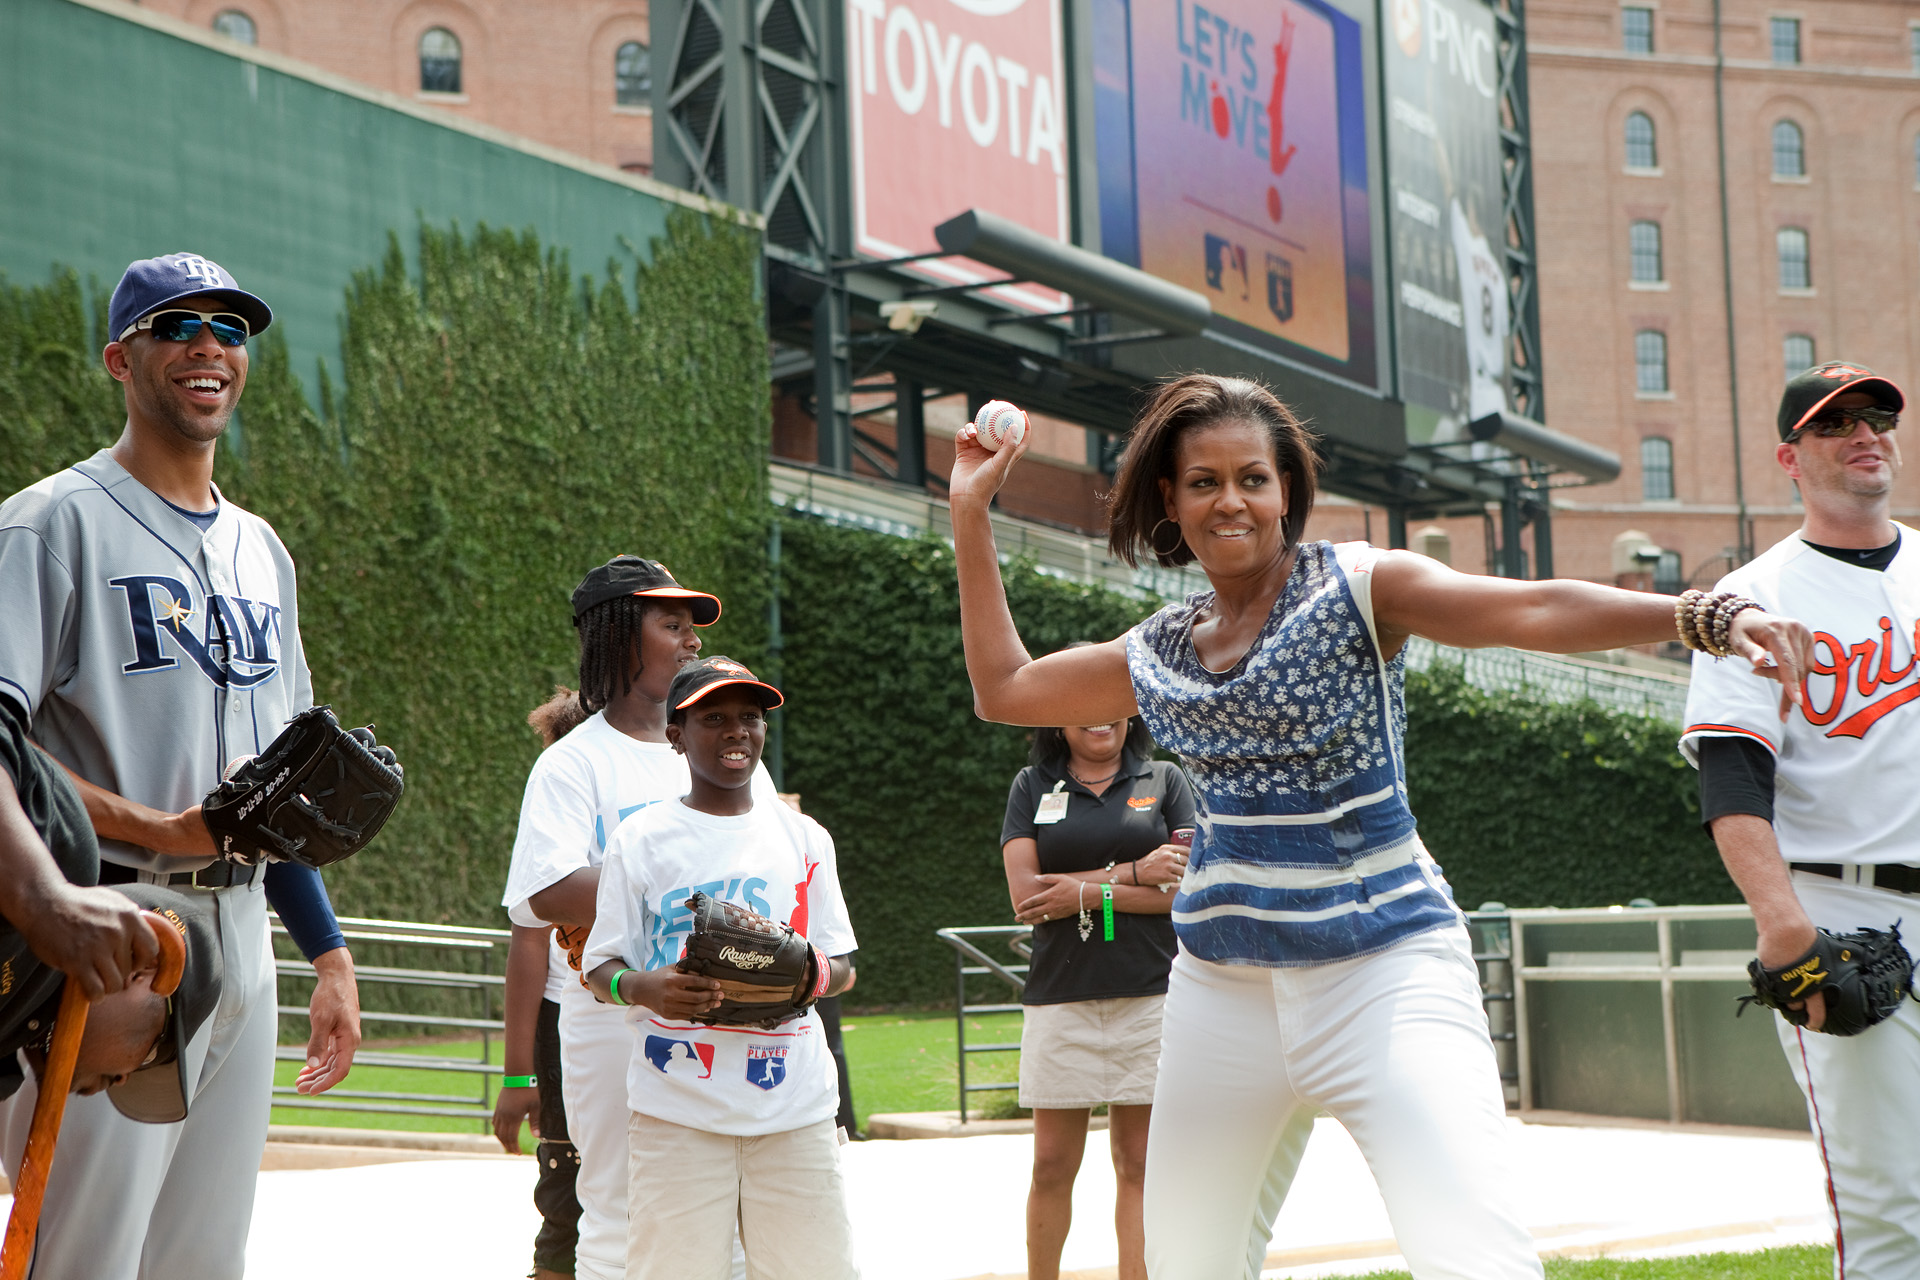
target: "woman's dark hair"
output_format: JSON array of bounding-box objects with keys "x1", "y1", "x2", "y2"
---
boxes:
[
  {"x1": 1106, "y1": 373, "x2": 1322, "y2": 568},
  {"x1": 1029, "y1": 718, "x2": 1156, "y2": 770},
  {"x1": 573, "y1": 595, "x2": 658, "y2": 715}
]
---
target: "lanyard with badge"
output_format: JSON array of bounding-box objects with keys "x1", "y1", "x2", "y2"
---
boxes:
[{"x1": 1035, "y1": 778, "x2": 1069, "y2": 824}]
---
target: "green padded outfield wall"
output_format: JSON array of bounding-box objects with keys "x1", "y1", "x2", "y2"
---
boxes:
[{"x1": 0, "y1": 0, "x2": 742, "y2": 393}]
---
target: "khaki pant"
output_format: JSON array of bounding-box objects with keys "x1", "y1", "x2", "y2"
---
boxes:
[{"x1": 626, "y1": 1112, "x2": 858, "y2": 1280}]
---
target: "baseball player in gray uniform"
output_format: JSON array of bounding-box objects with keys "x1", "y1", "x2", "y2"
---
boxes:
[{"x1": 0, "y1": 253, "x2": 363, "y2": 1278}]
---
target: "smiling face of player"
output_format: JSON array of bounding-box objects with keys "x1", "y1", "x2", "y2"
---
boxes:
[
  {"x1": 1156, "y1": 418, "x2": 1291, "y2": 579},
  {"x1": 667, "y1": 687, "x2": 767, "y2": 815},
  {"x1": 1782, "y1": 390, "x2": 1903, "y2": 508},
  {"x1": 103, "y1": 301, "x2": 250, "y2": 449},
  {"x1": 630, "y1": 603, "x2": 704, "y2": 703}
]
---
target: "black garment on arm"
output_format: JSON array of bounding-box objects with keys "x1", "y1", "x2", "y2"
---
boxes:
[
  {"x1": 1698, "y1": 735, "x2": 1776, "y2": 828},
  {"x1": 0, "y1": 691, "x2": 102, "y2": 1100},
  {"x1": 1001, "y1": 753, "x2": 1196, "y2": 1005}
]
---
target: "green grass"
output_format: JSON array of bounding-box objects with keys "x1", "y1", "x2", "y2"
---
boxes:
[
  {"x1": 1325, "y1": 1246, "x2": 1832, "y2": 1280},
  {"x1": 270, "y1": 1009, "x2": 1025, "y2": 1139}
]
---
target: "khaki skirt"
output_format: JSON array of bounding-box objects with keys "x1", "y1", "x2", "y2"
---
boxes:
[{"x1": 1017, "y1": 994, "x2": 1166, "y2": 1110}]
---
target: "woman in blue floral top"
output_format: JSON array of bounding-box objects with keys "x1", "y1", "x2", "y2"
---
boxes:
[{"x1": 949, "y1": 375, "x2": 1811, "y2": 1280}]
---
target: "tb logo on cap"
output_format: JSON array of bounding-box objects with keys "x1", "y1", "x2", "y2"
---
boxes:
[{"x1": 173, "y1": 254, "x2": 224, "y2": 288}]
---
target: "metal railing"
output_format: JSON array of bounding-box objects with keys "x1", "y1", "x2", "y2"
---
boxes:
[
  {"x1": 936, "y1": 913, "x2": 1520, "y2": 1120},
  {"x1": 1405, "y1": 637, "x2": 1690, "y2": 722},
  {"x1": 271, "y1": 914, "x2": 510, "y2": 1127}
]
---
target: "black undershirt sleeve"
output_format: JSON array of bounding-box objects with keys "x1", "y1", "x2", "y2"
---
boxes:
[{"x1": 1696, "y1": 735, "x2": 1776, "y2": 829}]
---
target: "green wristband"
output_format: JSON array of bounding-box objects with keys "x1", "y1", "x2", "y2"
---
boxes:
[
  {"x1": 1101, "y1": 882, "x2": 1115, "y2": 942},
  {"x1": 501, "y1": 1075, "x2": 536, "y2": 1089},
  {"x1": 610, "y1": 968, "x2": 635, "y2": 1006}
]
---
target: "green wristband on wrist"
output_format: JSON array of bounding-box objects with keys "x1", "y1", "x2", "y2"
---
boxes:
[
  {"x1": 501, "y1": 1074, "x2": 536, "y2": 1089},
  {"x1": 1101, "y1": 882, "x2": 1115, "y2": 942},
  {"x1": 610, "y1": 968, "x2": 635, "y2": 1006}
]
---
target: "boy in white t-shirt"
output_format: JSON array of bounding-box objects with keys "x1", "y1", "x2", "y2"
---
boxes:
[{"x1": 582, "y1": 656, "x2": 859, "y2": 1280}]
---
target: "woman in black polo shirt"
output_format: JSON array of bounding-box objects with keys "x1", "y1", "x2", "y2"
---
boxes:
[{"x1": 1001, "y1": 709, "x2": 1195, "y2": 1280}]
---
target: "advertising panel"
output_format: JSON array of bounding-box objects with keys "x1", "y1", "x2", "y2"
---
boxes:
[
  {"x1": 1382, "y1": 0, "x2": 1506, "y2": 440},
  {"x1": 846, "y1": 0, "x2": 1070, "y2": 311},
  {"x1": 1091, "y1": 0, "x2": 1376, "y2": 385}
]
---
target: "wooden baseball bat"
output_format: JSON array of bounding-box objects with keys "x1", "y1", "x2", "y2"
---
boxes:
[{"x1": 1, "y1": 912, "x2": 186, "y2": 1280}]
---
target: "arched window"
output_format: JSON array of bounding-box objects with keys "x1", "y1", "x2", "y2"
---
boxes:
[
  {"x1": 419, "y1": 28, "x2": 462, "y2": 94},
  {"x1": 1783, "y1": 334, "x2": 1815, "y2": 377},
  {"x1": 1641, "y1": 437, "x2": 1675, "y2": 500},
  {"x1": 212, "y1": 10, "x2": 256, "y2": 44},
  {"x1": 1625, "y1": 112, "x2": 1657, "y2": 169},
  {"x1": 616, "y1": 41, "x2": 651, "y2": 106},
  {"x1": 1778, "y1": 227, "x2": 1811, "y2": 290},
  {"x1": 1635, "y1": 330, "x2": 1669, "y2": 393},
  {"x1": 1629, "y1": 221, "x2": 1663, "y2": 282},
  {"x1": 1772, "y1": 120, "x2": 1805, "y2": 177}
]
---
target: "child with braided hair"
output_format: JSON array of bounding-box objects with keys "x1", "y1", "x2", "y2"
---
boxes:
[{"x1": 501, "y1": 556, "x2": 776, "y2": 1280}]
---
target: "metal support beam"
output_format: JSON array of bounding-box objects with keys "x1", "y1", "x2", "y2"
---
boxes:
[
  {"x1": 896, "y1": 377, "x2": 926, "y2": 488},
  {"x1": 1499, "y1": 485, "x2": 1528, "y2": 579},
  {"x1": 1531, "y1": 499, "x2": 1554, "y2": 579},
  {"x1": 813, "y1": 282, "x2": 850, "y2": 472},
  {"x1": 1492, "y1": 0, "x2": 1544, "y2": 423},
  {"x1": 1387, "y1": 508, "x2": 1408, "y2": 551}
]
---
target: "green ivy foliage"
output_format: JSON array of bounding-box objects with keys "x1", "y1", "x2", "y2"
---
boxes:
[
  {"x1": 1, "y1": 213, "x2": 772, "y2": 928},
  {"x1": 776, "y1": 519, "x2": 1157, "y2": 1006},
  {"x1": 1404, "y1": 663, "x2": 1733, "y2": 909}
]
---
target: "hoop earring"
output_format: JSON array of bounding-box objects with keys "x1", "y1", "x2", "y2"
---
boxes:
[{"x1": 1149, "y1": 517, "x2": 1186, "y2": 557}]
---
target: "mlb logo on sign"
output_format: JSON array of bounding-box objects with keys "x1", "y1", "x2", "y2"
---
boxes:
[
  {"x1": 745, "y1": 1044, "x2": 788, "y2": 1091},
  {"x1": 644, "y1": 1036, "x2": 715, "y2": 1079}
]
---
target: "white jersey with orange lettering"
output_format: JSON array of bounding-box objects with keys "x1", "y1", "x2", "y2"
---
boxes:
[
  {"x1": 1681, "y1": 524, "x2": 1920, "y2": 1280},
  {"x1": 1680, "y1": 523, "x2": 1920, "y2": 863}
]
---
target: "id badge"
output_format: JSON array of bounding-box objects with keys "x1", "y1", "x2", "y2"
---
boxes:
[{"x1": 1035, "y1": 783, "x2": 1069, "y2": 824}]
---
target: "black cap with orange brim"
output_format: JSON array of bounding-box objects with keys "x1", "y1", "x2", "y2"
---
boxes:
[
  {"x1": 571, "y1": 555, "x2": 720, "y2": 625},
  {"x1": 1778, "y1": 362, "x2": 1906, "y2": 440},
  {"x1": 666, "y1": 655, "x2": 784, "y2": 713}
]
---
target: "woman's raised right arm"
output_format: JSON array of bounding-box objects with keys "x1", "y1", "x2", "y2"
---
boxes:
[{"x1": 950, "y1": 422, "x2": 1139, "y2": 728}]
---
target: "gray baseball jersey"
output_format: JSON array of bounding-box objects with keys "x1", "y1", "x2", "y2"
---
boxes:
[{"x1": 0, "y1": 448, "x2": 312, "y2": 871}]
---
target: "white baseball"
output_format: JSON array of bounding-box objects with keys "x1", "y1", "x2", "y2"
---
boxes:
[
  {"x1": 973, "y1": 400, "x2": 1029, "y2": 452},
  {"x1": 223, "y1": 754, "x2": 257, "y2": 781}
]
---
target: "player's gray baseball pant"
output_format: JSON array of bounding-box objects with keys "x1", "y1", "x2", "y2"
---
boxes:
[
  {"x1": 1143, "y1": 926, "x2": 1544, "y2": 1280},
  {"x1": 1, "y1": 881, "x2": 276, "y2": 1280}
]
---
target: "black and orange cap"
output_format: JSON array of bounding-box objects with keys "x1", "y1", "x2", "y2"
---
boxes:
[
  {"x1": 1779, "y1": 362, "x2": 1905, "y2": 440},
  {"x1": 571, "y1": 555, "x2": 720, "y2": 625},
  {"x1": 667, "y1": 655, "x2": 784, "y2": 712}
]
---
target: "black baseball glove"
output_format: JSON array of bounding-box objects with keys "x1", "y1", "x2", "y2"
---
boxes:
[
  {"x1": 675, "y1": 893, "x2": 830, "y2": 1029},
  {"x1": 1738, "y1": 923, "x2": 1914, "y2": 1037},
  {"x1": 201, "y1": 705, "x2": 405, "y2": 870}
]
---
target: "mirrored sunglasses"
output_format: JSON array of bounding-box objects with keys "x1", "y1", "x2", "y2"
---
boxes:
[
  {"x1": 118, "y1": 310, "x2": 251, "y2": 347},
  {"x1": 1792, "y1": 406, "x2": 1900, "y2": 441}
]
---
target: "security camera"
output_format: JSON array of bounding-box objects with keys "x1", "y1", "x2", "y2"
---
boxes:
[
  {"x1": 880, "y1": 300, "x2": 939, "y2": 334},
  {"x1": 1630, "y1": 545, "x2": 1664, "y2": 565}
]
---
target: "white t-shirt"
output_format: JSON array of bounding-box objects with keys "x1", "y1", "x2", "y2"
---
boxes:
[
  {"x1": 1681, "y1": 526, "x2": 1920, "y2": 865},
  {"x1": 581, "y1": 796, "x2": 857, "y2": 1137},
  {"x1": 501, "y1": 710, "x2": 773, "y2": 1000}
]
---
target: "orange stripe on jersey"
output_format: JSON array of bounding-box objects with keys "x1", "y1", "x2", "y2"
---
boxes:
[{"x1": 1684, "y1": 723, "x2": 1778, "y2": 753}]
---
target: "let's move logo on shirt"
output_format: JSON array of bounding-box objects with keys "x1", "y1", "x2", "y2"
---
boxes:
[{"x1": 1803, "y1": 617, "x2": 1920, "y2": 740}]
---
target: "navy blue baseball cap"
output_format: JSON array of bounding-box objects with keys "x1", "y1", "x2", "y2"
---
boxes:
[
  {"x1": 108, "y1": 253, "x2": 273, "y2": 345},
  {"x1": 104, "y1": 885, "x2": 224, "y2": 1124}
]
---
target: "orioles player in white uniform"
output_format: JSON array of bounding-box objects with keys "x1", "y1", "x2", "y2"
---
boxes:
[
  {"x1": 503, "y1": 557, "x2": 774, "y2": 1280},
  {"x1": 1682, "y1": 361, "x2": 1920, "y2": 1279},
  {"x1": 582, "y1": 655, "x2": 857, "y2": 1280},
  {"x1": 0, "y1": 253, "x2": 361, "y2": 1277}
]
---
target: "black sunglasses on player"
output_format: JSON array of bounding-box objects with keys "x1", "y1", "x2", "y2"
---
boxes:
[
  {"x1": 117, "y1": 309, "x2": 251, "y2": 347},
  {"x1": 1791, "y1": 406, "x2": 1900, "y2": 441}
]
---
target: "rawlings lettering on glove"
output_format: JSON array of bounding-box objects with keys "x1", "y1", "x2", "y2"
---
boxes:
[
  {"x1": 201, "y1": 705, "x2": 405, "y2": 870},
  {"x1": 1738, "y1": 923, "x2": 1915, "y2": 1037},
  {"x1": 675, "y1": 893, "x2": 831, "y2": 1029}
]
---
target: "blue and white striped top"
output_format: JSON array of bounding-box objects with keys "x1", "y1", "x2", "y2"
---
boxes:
[{"x1": 1125, "y1": 541, "x2": 1461, "y2": 967}]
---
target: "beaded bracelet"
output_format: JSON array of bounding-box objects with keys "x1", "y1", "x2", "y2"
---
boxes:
[{"x1": 1674, "y1": 589, "x2": 1759, "y2": 658}]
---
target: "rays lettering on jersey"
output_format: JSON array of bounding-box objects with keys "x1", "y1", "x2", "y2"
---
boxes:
[
  {"x1": 647, "y1": 878, "x2": 771, "y2": 968},
  {"x1": 111, "y1": 574, "x2": 282, "y2": 689},
  {"x1": 1803, "y1": 617, "x2": 1920, "y2": 739}
]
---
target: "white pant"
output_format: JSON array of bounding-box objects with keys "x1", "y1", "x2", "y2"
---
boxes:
[
  {"x1": 625, "y1": 1113, "x2": 857, "y2": 1280},
  {"x1": 0, "y1": 882, "x2": 277, "y2": 1280},
  {"x1": 1144, "y1": 928, "x2": 1542, "y2": 1280},
  {"x1": 1778, "y1": 874, "x2": 1920, "y2": 1280},
  {"x1": 560, "y1": 985, "x2": 638, "y2": 1280}
]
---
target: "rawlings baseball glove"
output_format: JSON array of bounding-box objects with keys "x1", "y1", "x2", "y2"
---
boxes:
[
  {"x1": 1737, "y1": 923, "x2": 1915, "y2": 1037},
  {"x1": 201, "y1": 705, "x2": 405, "y2": 870},
  {"x1": 675, "y1": 893, "x2": 831, "y2": 1029}
]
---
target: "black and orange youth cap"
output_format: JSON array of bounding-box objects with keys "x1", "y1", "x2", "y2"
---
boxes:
[
  {"x1": 571, "y1": 555, "x2": 720, "y2": 625},
  {"x1": 667, "y1": 655, "x2": 784, "y2": 712},
  {"x1": 1779, "y1": 362, "x2": 1905, "y2": 440}
]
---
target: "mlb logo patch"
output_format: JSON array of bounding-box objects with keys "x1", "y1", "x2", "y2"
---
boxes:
[
  {"x1": 744, "y1": 1044, "x2": 788, "y2": 1091},
  {"x1": 644, "y1": 1036, "x2": 715, "y2": 1079}
]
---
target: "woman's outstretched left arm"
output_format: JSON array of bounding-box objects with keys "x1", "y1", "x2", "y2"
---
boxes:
[{"x1": 1369, "y1": 550, "x2": 1812, "y2": 717}]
